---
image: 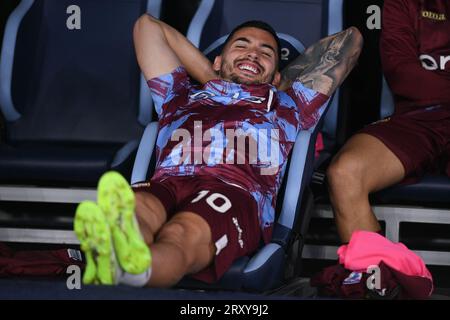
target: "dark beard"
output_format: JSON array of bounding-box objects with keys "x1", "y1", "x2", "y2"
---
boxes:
[
  {"x1": 225, "y1": 72, "x2": 275, "y2": 85},
  {"x1": 220, "y1": 60, "x2": 274, "y2": 85},
  {"x1": 230, "y1": 74, "x2": 254, "y2": 85}
]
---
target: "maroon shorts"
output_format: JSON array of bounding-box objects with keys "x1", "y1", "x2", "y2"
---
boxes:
[
  {"x1": 359, "y1": 105, "x2": 450, "y2": 183},
  {"x1": 132, "y1": 175, "x2": 261, "y2": 283}
]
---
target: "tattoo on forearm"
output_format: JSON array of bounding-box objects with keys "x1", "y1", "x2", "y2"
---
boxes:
[{"x1": 281, "y1": 28, "x2": 363, "y2": 96}]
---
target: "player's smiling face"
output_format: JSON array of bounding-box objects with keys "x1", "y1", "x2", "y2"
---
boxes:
[{"x1": 213, "y1": 27, "x2": 281, "y2": 86}]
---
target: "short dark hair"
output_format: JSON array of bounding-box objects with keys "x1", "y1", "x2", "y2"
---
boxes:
[{"x1": 223, "y1": 20, "x2": 281, "y2": 68}]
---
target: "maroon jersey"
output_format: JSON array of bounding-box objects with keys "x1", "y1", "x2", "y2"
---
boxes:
[
  {"x1": 148, "y1": 67, "x2": 329, "y2": 242},
  {"x1": 381, "y1": 0, "x2": 450, "y2": 114}
]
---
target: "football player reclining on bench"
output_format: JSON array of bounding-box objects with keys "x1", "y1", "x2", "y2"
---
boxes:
[{"x1": 74, "y1": 14, "x2": 362, "y2": 287}]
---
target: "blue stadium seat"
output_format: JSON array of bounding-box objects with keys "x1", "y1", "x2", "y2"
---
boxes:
[
  {"x1": 0, "y1": 0, "x2": 162, "y2": 242},
  {"x1": 132, "y1": 0, "x2": 342, "y2": 291}
]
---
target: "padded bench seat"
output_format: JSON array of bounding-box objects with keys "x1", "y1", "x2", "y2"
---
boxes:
[
  {"x1": 0, "y1": 141, "x2": 136, "y2": 186},
  {"x1": 374, "y1": 175, "x2": 450, "y2": 205}
]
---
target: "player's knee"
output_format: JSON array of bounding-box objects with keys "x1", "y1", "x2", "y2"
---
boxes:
[
  {"x1": 327, "y1": 152, "x2": 365, "y2": 193},
  {"x1": 158, "y1": 214, "x2": 210, "y2": 250},
  {"x1": 158, "y1": 220, "x2": 184, "y2": 241},
  {"x1": 135, "y1": 191, "x2": 159, "y2": 215},
  {"x1": 161, "y1": 215, "x2": 207, "y2": 243},
  {"x1": 134, "y1": 191, "x2": 167, "y2": 245},
  {"x1": 159, "y1": 216, "x2": 209, "y2": 258}
]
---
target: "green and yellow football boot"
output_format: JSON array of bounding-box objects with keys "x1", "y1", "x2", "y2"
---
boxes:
[
  {"x1": 74, "y1": 201, "x2": 118, "y2": 285},
  {"x1": 97, "y1": 171, "x2": 152, "y2": 275}
]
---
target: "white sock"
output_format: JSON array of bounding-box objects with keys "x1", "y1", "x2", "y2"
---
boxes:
[{"x1": 117, "y1": 267, "x2": 152, "y2": 287}]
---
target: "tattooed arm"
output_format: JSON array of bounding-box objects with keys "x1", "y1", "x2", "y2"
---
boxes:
[{"x1": 278, "y1": 27, "x2": 363, "y2": 96}]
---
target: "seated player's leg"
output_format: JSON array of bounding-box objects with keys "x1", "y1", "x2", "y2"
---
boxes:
[
  {"x1": 327, "y1": 132, "x2": 405, "y2": 242},
  {"x1": 146, "y1": 211, "x2": 215, "y2": 287},
  {"x1": 145, "y1": 178, "x2": 261, "y2": 287},
  {"x1": 134, "y1": 190, "x2": 168, "y2": 246},
  {"x1": 328, "y1": 111, "x2": 448, "y2": 243}
]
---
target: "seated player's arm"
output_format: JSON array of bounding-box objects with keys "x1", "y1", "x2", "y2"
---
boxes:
[
  {"x1": 133, "y1": 14, "x2": 217, "y2": 84},
  {"x1": 278, "y1": 27, "x2": 363, "y2": 96}
]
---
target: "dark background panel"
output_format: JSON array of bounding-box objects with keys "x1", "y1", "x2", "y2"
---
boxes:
[
  {"x1": 0, "y1": 0, "x2": 385, "y2": 146},
  {"x1": 342, "y1": 0, "x2": 384, "y2": 141},
  {"x1": 0, "y1": 0, "x2": 21, "y2": 142},
  {"x1": 161, "y1": 0, "x2": 201, "y2": 34}
]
